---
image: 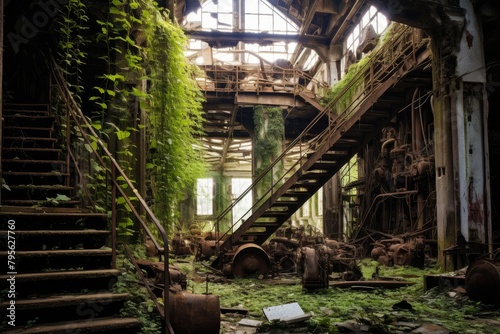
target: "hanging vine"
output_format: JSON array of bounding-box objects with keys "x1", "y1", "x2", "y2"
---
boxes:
[
  {"x1": 53, "y1": 0, "x2": 206, "y2": 238},
  {"x1": 139, "y1": 1, "x2": 206, "y2": 231},
  {"x1": 55, "y1": 0, "x2": 89, "y2": 104}
]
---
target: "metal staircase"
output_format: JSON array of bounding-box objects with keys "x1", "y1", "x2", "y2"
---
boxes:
[
  {"x1": 0, "y1": 55, "x2": 172, "y2": 332},
  {"x1": 210, "y1": 24, "x2": 431, "y2": 271},
  {"x1": 0, "y1": 104, "x2": 142, "y2": 333}
]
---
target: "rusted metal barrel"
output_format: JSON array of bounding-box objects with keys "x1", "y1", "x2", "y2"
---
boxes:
[
  {"x1": 465, "y1": 258, "x2": 500, "y2": 304},
  {"x1": 169, "y1": 290, "x2": 221, "y2": 333}
]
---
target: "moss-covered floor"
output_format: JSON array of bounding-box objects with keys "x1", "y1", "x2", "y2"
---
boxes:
[{"x1": 172, "y1": 258, "x2": 500, "y2": 334}]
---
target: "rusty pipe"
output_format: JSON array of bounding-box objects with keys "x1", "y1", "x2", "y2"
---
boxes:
[{"x1": 412, "y1": 87, "x2": 424, "y2": 156}]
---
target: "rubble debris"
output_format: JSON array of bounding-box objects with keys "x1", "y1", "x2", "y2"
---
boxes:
[{"x1": 237, "y1": 319, "x2": 262, "y2": 327}]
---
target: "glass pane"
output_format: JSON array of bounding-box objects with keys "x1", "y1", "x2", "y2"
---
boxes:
[
  {"x1": 218, "y1": 13, "x2": 233, "y2": 30},
  {"x1": 246, "y1": 14, "x2": 259, "y2": 31},
  {"x1": 197, "y1": 178, "x2": 213, "y2": 215},
  {"x1": 231, "y1": 178, "x2": 252, "y2": 231}
]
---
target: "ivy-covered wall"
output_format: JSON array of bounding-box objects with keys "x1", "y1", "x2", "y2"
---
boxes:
[{"x1": 253, "y1": 105, "x2": 285, "y2": 200}]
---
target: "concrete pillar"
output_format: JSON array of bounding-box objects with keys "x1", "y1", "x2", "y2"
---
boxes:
[
  {"x1": 252, "y1": 106, "x2": 285, "y2": 201},
  {"x1": 431, "y1": 1, "x2": 490, "y2": 270},
  {"x1": 323, "y1": 174, "x2": 342, "y2": 239},
  {"x1": 369, "y1": 0, "x2": 492, "y2": 270},
  {"x1": 328, "y1": 44, "x2": 343, "y2": 85}
]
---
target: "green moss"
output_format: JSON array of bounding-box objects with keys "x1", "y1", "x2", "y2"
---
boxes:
[{"x1": 185, "y1": 259, "x2": 500, "y2": 334}]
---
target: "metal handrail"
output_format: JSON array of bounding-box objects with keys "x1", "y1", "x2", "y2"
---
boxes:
[
  {"x1": 196, "y1": 56, "x2": 329, "y2": 96},
  {"x1": 48, "y1": 56, "x2": 172, "y2": 333},
  {"x1": 213, "y1": 23, "x2": 429, "y2": 252}
]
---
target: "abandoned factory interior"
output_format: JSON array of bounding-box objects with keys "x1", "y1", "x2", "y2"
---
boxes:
[{"x1": 2, "y1": 0, "x2": 500, "y2": 333}]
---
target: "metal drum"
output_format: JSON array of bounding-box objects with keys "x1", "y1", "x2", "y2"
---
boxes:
[
  {"x1": 169, "y1": 290, "x2": 221, "y2": 334},
  {"x1": 465, "y1": 258, "x2": 500, "y2": 304}
]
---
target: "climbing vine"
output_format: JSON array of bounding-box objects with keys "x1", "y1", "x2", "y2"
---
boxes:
[
  {"x1": 52, "y1": 0, "x2": 206, "y2": 239},
  {"x1": 139, "y1": 1, "x2": 206, "y2": 232},
  {"x1": 55, "y1": 0, "x2": 89, "y2": 104},
  {"x1": 91, "y1": 0, "x2": 205, "y2": 234}
]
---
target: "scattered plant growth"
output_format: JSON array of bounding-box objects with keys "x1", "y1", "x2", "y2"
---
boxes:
[{"x1": 181, "y1": 258, "x2": 500, "y2": 334}]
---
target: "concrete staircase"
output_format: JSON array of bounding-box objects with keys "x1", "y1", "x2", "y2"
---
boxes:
[{"x1": 0, "y1": 105, "x2": 142, "y2": 333}]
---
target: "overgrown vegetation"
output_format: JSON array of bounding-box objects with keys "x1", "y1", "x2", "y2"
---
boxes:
[
  {"x1": 49, "y1": 1, "x2": 206, "y2": 328},
  {"x1": 53, "y1": 0, "x2": 205, "y2": 238},
  {"x1": 179, "y1": 258, "x2": 500, "y2": 333},
  {"x1": 253, "y1": 106, "x2": 285, "y2": 200},
  {"x1": 114, "y1": 246, "x2": 163, "y2": 333},
  {"x1": 141, "y1": 0, "x2": 206, "y2": 232}
]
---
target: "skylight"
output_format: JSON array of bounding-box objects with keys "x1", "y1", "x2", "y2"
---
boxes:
[{"x1": 184, "y1": 0, "x2": 314, "y2": 67}]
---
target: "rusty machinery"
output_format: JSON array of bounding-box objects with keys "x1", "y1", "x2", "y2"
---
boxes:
[
  {"x1": 190, "y1": 224, "x2": 361, "y2": 281},
  {"x1": 190, "y1": 231, "x2": 272, "y2": 277},
  {"x1": 137, "y1": 260, "x2": 221, "y2": 333},
  {"x1": 370, "y1": 236, "x2": 427, "y2": 268},
  {"x1": 465, "y1": 249, "x2": 500, "y2": 305},
  {"x1": 297, "y1": 239, "x2": 362, "y2": 290}
]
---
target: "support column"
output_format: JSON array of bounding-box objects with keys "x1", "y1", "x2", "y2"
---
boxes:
[
  {"x1": 431, "y1": 0, "x2": 490, "y2": 270},
  {"x1": 369, "y1": 0, "x2": 492, "y2": 271},
  {"x1": 252, "y1": 106, "x2": 285, "y2": 201}
]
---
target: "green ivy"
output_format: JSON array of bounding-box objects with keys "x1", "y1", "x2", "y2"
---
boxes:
[
  {"x1": 140, "y1": 1, "x2": 206, "y2": 232},
  {"x1": 253, "y1": 106, "x2": 285, "y2": 199},
  {"x1": 54, "y1": 0, "x2": 206, "y2": 240},
  {"x1": 55, "y1": 0, "x2": 89, "y2": 104}
]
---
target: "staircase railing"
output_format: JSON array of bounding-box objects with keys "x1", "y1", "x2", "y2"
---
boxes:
[
  {"x1": 213, "y1": 23, "x2": 429, "y2": 254},
  {"x1": 48, "y1": 56, "x2": 172, "y2": 333}
]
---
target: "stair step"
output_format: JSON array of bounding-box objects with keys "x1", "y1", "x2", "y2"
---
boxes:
[
  {"x1": 0, "y1": 230, "x2": 109, "y2": 236},
  {"x1": 2, "y1": 160, "x2": 66, "y2": 173},
  {"x1": 3, "y1": 126, "x2": 54, "y2": 138},
  {"x1": 3, "y1": 171, "x2": 69, "y2": 186},
  {"x1": 3, "y1": 136, "x2": 58, "y2": 148},
  {"x1": 2, "y1": 147, "x2": 62, "y2": 160},
  {"x1": 0, "y1": 269, "x2": 120, "y2": 282},
  {"x1": 3, "y1": 115, "x2": 55, "y2": 128},
  {"x1": 0, "y1": 230, "x2": 110, "y2": 250},
  {"x1": 0, "y1": 249, "x2": 113, "y2": 272},
  {"x1": 6, "y1": 184, "x2": 71, "y2": 190},
  {"x1": 0, "y1": 248, "x2": 112, "y2": 257},
  {"x1": 2, "y1": 317, "x2": 142, "y2": 334},
  {"x1": 3, "y1": 104, "x2": 50, "y2": 116},
  {"x1": 261, "y1": 211, "x2": 291, "y2": 217},
  {"x1": 1, "y1": 292, "x2": 129, "y2": 309},
  {"x1": 4, "y1": 112, "x2": 55, "y2": 122},
  {"x1": 2, "y1": 159, "x2": 65, "y2": 164},
  {"x1": 0, "y1": 293, "x2": 131, "y2": 327},
  {"x1": 2, "y1": 184, "x2": 73, "y2": 202},
  {"x1": 1, "y1": 199, "x2": 81, "y2": 207},
  {"x1": 0, "y1": 211, "x2": 107, "y2": 229},
  {"x1": 311, "y1": 161, "x2": 338, "y2": 169},
  {"x1": 0, "y1": 269, "x2": 121, "y2": 298}
]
